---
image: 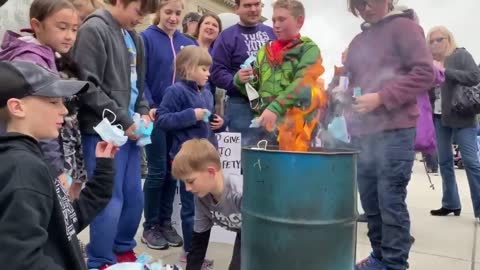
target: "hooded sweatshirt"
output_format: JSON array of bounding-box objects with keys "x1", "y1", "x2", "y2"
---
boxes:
[
  {"x1": 210, "y1": 23, "x2": 275, "y2": 98},
  {"x1": 141, "y1": 26, "x2": 196, "y2": 107},
  {"x1": 0, "y1": 133, "x2": 114, "y2": 270},
  {"x1": 0, "y1": 31, "x2": 57, "y2": 71},
  {"x1": 72, "y1": 9, "x2": 150, "y2": 134},
  {"x1": 345, "y1": 9, "x2": 435, "y2": 136},
  {"x1": 0, "y1": 31, "x2": 64, "y2": 175}
]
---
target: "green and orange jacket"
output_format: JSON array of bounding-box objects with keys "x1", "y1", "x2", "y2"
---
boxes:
[{"x1": 234, "y1": 36, "x2": 321, "y2": 117}]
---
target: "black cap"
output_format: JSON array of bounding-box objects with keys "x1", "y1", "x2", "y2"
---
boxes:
[
  {"x1": 182, "y1": 12, "x2": 201, "y2": 27},
  {"x1": 0, "y1": 61, "x2": 90, "y2": 107}
]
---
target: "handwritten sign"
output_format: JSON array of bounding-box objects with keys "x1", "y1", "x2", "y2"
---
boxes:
[{"x1": 216, "y1": 132, "x2": 242, "y2": 176}]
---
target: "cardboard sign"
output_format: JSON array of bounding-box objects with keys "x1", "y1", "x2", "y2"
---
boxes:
[{"x1": 216, "y1": 132, "x2": 242, "y2": 176}]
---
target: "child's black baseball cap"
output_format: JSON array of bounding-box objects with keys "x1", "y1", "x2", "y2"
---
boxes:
[{"x1": 0, "y1": 61, "x2": 90, "y2": 108}]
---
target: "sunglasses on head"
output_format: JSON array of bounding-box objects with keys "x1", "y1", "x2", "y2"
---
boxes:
[{"x1": 429, "y1": 37, "x2": 446, "y2": 45}]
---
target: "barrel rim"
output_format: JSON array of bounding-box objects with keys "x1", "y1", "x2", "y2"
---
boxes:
[{"x1": 242, "y1": 146, "x2": 359, "y2": 155}]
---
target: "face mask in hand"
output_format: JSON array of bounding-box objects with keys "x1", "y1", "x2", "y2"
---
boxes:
[
  {"x1": 93, "y1": 109, "x2": 128, "y2": 147},
  {"x1": 133, "y1": 113, "x2": 153, "y2": 147}
]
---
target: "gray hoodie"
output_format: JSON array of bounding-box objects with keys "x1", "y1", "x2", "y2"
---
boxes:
[{"x1": 72, "y1": 9, "x2": 149, "y2": 134}]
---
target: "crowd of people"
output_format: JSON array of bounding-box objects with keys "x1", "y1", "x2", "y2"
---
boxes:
[{"x1": 0, "y1": 0, "x2": 479, "y2": 270}]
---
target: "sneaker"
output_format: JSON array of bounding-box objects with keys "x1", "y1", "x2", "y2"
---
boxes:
[
  {"x1": 142, "y1": 225, "x2": 169, "y2": 250},
  {"x1": 355, "y1": 253, "x2": 385, "y2": 270},
  {"x1": 116, "y1": 250, "x2": 137, "y2": 263},
  {"x1": 160, "y1": 222, "x2": 184, "y2": 247}
]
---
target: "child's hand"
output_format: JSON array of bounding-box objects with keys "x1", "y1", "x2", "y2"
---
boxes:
[
  {"x1": 148, "y1": 108, "x2": 157, "y2": 121},
  {"x1": 58, "y1": 173, "x2": 71, "y2": 190},
  {"x1": 194, "y1": 108, "x2": 208, "y2": 121},
  {"x1": 96, "y1": 141, "x2": 119, "y2": 159},
  {"x1": 210, "y1": 114, "x2": 225, "y2": 130},
  {"x1": 125, "y1": 123, "x2": 139, "y2": 140},
  {"x1": 258, "y1": 109, "x2": 278, "y2": 131},
  {"x1": 238, "y1": 68, "x2": 253, "y2": 83},
  {"x1": 141, "y1": 115, "x2": 151, "y2": 127}
]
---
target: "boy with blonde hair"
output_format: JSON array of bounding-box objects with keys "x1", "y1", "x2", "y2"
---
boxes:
[{"x1": 172, "y1": 139, "x2": 242, "y2": 270}]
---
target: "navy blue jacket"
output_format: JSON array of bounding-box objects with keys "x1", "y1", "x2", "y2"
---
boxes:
[
  {"x1": 156, "y1": 80, "x2": 226, "y2": 158},
  {"x1": 141, "y1": 26, "x2": 196, "y2": 107}
]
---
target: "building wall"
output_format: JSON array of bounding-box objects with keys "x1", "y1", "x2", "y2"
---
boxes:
[{"x1": 0, "y1": 0, "x2": 32, "y2": 38}]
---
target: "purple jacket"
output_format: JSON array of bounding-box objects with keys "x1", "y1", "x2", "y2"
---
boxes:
[
  {"x1": 345, "y1": 9, "x2": 435, "y2": 136},
  {"x1": 0, "y1": 31, "x2": 57, "y2": 71},
  {"x1": 0, "y1": 31, "x2": 64, "y2": 175},
  {"x1": 210, "y1": 23, "x2": 275, "y2": 98}
]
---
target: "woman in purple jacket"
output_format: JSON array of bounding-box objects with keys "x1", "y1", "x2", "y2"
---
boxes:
[{"x1": 344, "y1": 1, "x2": 435, "y2": 270}]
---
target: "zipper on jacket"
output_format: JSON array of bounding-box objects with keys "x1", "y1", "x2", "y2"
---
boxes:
[{"x1": 169, "y1": 36, "x2": 177, "y2": 84}]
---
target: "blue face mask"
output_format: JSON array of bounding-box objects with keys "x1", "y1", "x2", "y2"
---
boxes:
[
  {"x1": 327, "y1": 116, "x2": 350, "y2": 143},
  {"x1": 67, "y1": 175, "x2": 73, "y2": 186},
  {"x1": 203, "y1": 110, "x2": 212, "y2": 123},
  {"x1": 93, "y1": 109, "x2": 128, "y2": 147},
  {"x1": 133, "y1": 113, "x2": 153, "y2": 146}
]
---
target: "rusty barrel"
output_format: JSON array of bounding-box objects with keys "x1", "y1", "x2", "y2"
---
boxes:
[{"x1": 241, "y1": 147, "x2": 358, "y2": 270}]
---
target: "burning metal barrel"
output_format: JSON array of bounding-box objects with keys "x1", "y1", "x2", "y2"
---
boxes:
[{"x1": 241, "y1": 146, "x2": 358, "y2": 270}]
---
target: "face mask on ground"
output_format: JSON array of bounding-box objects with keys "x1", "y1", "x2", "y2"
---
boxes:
[{"x1": 93, "y1": 109, "x2": 128, "y2": 147}]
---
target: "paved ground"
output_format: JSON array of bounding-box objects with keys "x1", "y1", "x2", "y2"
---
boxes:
[{"x1": 78, "y1": 158, "x2": 480, "y2": 269}]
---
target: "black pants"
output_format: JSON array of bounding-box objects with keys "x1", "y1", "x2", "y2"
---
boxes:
[{"x1": 229, "y1": 233, "x2": 241, "y2": 270}]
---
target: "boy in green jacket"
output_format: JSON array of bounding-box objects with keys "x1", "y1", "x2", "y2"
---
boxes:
[{"x1": 234, "y1": 0, "x2": 322, "y2": 136}]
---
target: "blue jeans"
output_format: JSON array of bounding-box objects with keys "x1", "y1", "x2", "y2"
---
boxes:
[
  {"x1": 82, "y1": 135, "x2": 143, "y2": 268},
  {"x1": 143, "y1": 127, "x2": 176, "y2": 228},
  {"x1": 143, "y1": 126, "x2": 195, "y2": 252},
  {"x1": 178, "y1": 181, "x2": 194, "y2": 252},
  {"x1": 434, "y1": 117, "x2": 480, "y2": 216},
  {"x1": 352, "y1": 128, "x2": 415, "y2": 270},
  {"x1": 225, "y1": 96, "x2": 278, "y2": 147}
]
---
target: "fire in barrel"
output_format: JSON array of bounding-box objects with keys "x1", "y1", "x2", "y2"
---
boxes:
[
  {"x1": 241, "y1": 59, "x2": 358, "y2": 269},
  {"x1": 276, "y1": 59, "x2": 328, "y2": 152}
]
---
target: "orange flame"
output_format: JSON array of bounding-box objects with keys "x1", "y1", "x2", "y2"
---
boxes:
[{"x1": 277, "y1": 60, "x2": 327, "y2": 152}]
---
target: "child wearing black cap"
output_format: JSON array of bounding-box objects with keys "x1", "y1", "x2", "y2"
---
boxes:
[{"x1": 0, "y1": 61, "x2": 117, "y2": 270}]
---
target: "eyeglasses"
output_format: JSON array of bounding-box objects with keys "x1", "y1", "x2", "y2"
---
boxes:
[{"x1": 429, "y1": 37, "x2": 446, "y2": 45}]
